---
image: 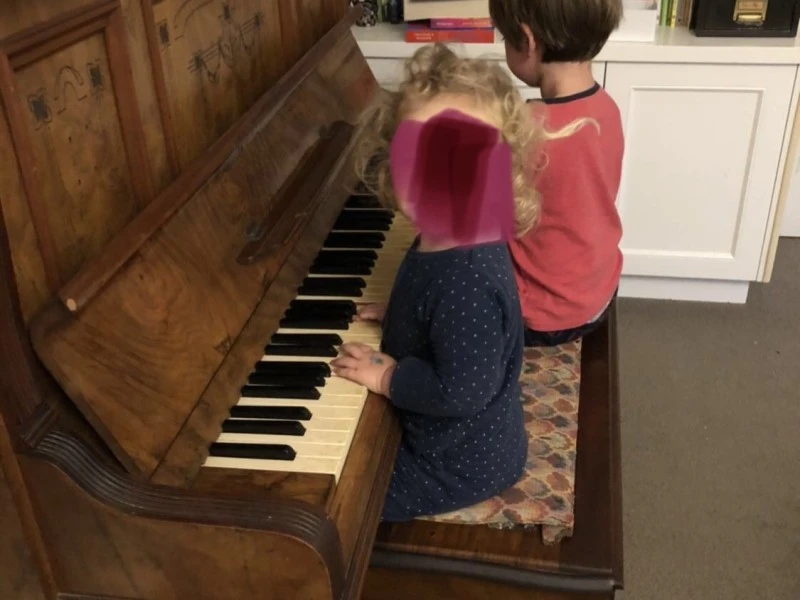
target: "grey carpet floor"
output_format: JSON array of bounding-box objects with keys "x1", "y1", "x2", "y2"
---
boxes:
[{"x1": 616, "y1": 238, "x2": 800, "y2": 600}]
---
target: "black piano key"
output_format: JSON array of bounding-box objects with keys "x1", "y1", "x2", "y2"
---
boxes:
[
  {"x1": 269, "y1": 332, "x2": 344, "y2": 346},
  {"x1": 209, "y1": 442, "x2": 295, "y2": 461},
  {"x1": 222, "y1": 419, "x2": 306, "y2": 436},
  {"x1": 295, "y1": 287, "x2": 363, "y2": 299},
  {"x1": 313, "y1": 252, "x2": 378, "y2": 265},
  {"x1": 253, "y1": 361, "x2": 330, "y2": 378},
  {"x1": 345, "y1": 195, "x2": 382, "y2": 208},
  {"x1": 297, "y1": 289, "x2": 363, "y2": 299},
  {"x1": 283, "y1": 309, "x2": 353, "y2": 323},
  {"x1": 264, "y1": 344, "x2": 338, "y2": 357},
  {"x1": 240, "y1": 385, "x2": 320, "y2": 399},
  {"x1": 247, "y1": 373, "x2": 326, "y2": 387},
  {"x1": 283, "y1": 303, "x2": 355, "y2": 320},
  {"x1": 336, "y1": 210, "x2": 393, "y2": 223},
  {"x1": 309, "y1": 263, "x2": 372, "y2": 276},
  {"x1": 340, "y1": 208, "x2": 395, "y2": 220},
  {"x1": 289, "y1": 299, "x2": 356, "y2": 313},
  {"x1": 310, "y1": 262, "x2": 374, "y2": 275},
  {"x1": 301, "y1": 276, "x2": 366, "y2": 290},
  {"x1": 279, "y1": 317, "x2": 351, "y2": 330},
  {"x1": 324, "y1": 232, "x2": 385, "y2": 249},
  {"x1": 314, "y1": 249, "x2": 378, "y2": 262},
  {"x1": 230, "y1": 405, "x2": 312, "y2": 420},
  {"x1": 332, "y1": 217, "x2": 392, "y2": 231},
  {"x1": 312, "y1": 254, "x2": 375, "y2": 266},
  {"x1": 298, "y1": 277, "x2": 365, "y2": 298}
]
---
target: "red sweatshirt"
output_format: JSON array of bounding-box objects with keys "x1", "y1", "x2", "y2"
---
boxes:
[{"x1": 509, "y1": 83, "x2": 624, "y2": 331}]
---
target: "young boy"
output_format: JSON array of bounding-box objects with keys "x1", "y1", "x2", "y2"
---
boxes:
[{"x1": 490, "y1": 0, "x2": 625, "y2": 347}]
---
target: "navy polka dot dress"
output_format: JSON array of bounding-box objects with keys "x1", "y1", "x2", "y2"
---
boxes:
[{"x1": 379, "y1": 238, "x2": 527, "y2": 522}]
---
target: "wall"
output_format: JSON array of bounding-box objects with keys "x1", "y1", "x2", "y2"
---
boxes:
[{"x1": 780, "y1": 153, "x2": 800, "y2": 237}]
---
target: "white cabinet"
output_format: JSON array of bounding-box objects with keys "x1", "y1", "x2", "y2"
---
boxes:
[
  {"x1": 605, "y1": 62, "x2": 797, "y2": 281},
  {"x1": 780, "y1": 154, "x2": 800, "y2": 237},
  {"x1": 366, "y1": 58, "x2": 405, "y2": 90},
  {"x1": 357, "y1": 23, "x2": 800, "y2": 301}
]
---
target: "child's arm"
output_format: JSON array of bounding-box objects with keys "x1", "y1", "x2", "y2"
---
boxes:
[{"x1": 389, "y1": 271, "x2": 509, "y2": 418}]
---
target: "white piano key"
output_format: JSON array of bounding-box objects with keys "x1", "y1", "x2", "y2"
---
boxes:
[
  {"x1": 305, "y1": 273, "x2": 399, "y2": 285},
  {"x1": 236, "y1": 393, "x2": 364, "y2": 407},
  {"x1": 293, "y1": 293, "x2": 391, "y2": 304},
  {"x1": 277, "y1": 320, "x2": 382, "y2": 340},
  {"x1": 204, "y1": 455, "x2": 342, "y2": 475},
  {"x1": 260, "y1": 354, "x2": 335, "y2": 363},
  {"x1": 217, "y1": 428, "x2": 350, "y2": 445},
  {"x1": 318, "y1": 376, "x2": 369, "y2": 395}
]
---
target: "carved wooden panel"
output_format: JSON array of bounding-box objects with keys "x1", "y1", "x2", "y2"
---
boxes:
[
  {"x1": 0, "y1": 1, "x2": 157, "y2": 319},
  {"x1": 143, "y1": 0, "x2": 348, "y2": 170},
  {"x1": 144, "y1": 0, "x2": 284, "y2": 169},
  {"x1": 0, "y1": 0, "x2": 171, "y2": 187}
]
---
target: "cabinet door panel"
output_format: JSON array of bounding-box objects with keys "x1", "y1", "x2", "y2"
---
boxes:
[{"x1": 606, "y1": 62, "x2": 796, "y2": 280}]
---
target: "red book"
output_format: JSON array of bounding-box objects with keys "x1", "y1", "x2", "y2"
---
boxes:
[
  {"x1": 405, "y1": 24, "x2": 495, "y2": 43},
  {"x1": 429, "y1": 18, "x2": 493, "y2": 29}
]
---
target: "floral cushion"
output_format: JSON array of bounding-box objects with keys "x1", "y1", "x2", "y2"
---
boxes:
[{"x1": 417, "y1": 341, "x2": 582, "y2": 545}]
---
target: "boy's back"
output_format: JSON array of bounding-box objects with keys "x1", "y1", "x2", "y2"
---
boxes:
[
  {"x1": 509, "y1": 85, "x2": 624, "y2": 331},
  {"x1": 490, "y1": 0, "x2": 624, "y2": 343}
]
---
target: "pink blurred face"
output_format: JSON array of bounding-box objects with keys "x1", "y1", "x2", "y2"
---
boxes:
[
  {"x1": 389, "y1": 96, "x2": 516, "y2": 247},
  {"x1": 392, "y1": 95, "x2": 499, "y2": 215}
]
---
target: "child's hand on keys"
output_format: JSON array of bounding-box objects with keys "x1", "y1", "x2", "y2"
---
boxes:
[
  {"x1": 331, "y1": 342, "x2": 396, "y2": 396},
  {"x1": 354, "y1": 303, "x2": 386, "y2": 323}
]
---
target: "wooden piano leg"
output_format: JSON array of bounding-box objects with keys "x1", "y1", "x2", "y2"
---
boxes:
[
  {"x1": 16, "y1": 431, "x2": 345, "y2": 600},
  {"x1": 0, "y1": 455, "x2": 46, "y2": 600},
  {"x1": 362, "y1": 568, "x2": 614, "y2": 600}
]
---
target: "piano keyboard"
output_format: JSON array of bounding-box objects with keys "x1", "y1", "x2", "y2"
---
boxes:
[{"x1": 203, "y1": 196, "x2": 416, "y2": 480}]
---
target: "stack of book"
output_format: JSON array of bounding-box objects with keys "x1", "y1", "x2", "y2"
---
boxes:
[
  {"x1": 658, "y1": 0, "x2": 694, "y2": 27},
  {"x1": 404, "y1": 18, "x2": 495, "y2": 43}
]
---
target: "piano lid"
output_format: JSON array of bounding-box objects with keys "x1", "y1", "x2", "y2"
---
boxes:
[{"x1": 29, "y1": 12, "x2": 378, "y2": 478}]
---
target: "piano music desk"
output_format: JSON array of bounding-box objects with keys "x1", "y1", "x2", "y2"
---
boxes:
[{"x1": 362, "y1": 305, "x2": 623, "y2": 600}]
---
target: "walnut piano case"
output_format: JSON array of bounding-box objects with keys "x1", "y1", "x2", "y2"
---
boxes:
[{"x1": 2, "y1": 10, "x2": 400, "y2": 600}]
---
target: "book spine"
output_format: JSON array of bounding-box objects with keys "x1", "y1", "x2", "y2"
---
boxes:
[
  {"x1": 429, "y1": 18, "x2": 493, "y2": 29},
  {"x1": 387, "y1": 0, "x2": 402, "y2": 24},
  {"x1": 659, "y1": 0, "x2": 670, "y2": 25},
  {"x1": 669, "y1": 0, "x2": 679, "y2": 26},
  {"x1": 405, "y1": 28, "x2": 495, "y2": 43}
]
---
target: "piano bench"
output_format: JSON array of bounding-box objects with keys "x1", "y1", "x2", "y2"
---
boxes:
[
  {"x1": 362, "y1": 307, "x2": 623, "y2": 600},
  {"x1": 415, "y1": 340, "x2": 583, "y2": 545}
]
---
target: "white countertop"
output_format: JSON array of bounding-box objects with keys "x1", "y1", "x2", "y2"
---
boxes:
[{"x1": 353, "y1": 23, "x2": 800, "y2": 65}]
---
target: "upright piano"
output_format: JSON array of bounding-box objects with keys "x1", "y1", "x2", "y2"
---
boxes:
[{"x1": 0, "y1": 5, "x2": 407, "y2": 599}]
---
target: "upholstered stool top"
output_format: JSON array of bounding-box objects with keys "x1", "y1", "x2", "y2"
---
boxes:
[{"x1": 418, "y1": 341, "x2": 582, "y2": 545}]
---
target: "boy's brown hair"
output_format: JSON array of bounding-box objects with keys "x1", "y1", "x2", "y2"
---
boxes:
[{"x1": 489, "y1": 0, "x2": 622, "y2": 63}]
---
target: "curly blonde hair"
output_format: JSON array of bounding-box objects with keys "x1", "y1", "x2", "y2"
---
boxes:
[{"x1": 355, "y1": 43, "x2": 544, "y2": 237}]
